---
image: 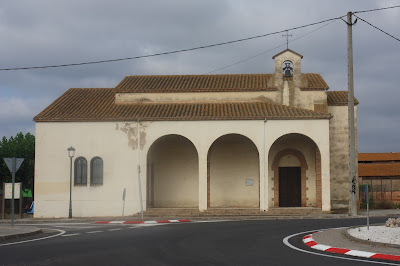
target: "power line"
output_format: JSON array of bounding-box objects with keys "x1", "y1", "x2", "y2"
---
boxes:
[
  {"x1": 354, "y1": 14, "x2": 400, "y2": 42},
  {"x1": 353, "y1": 5, "x2": 400, "y2": 14},
  {"x1": 0, "y1": 16, "x2": 343, "y2": 71},
  {"x1": 205, "y1": 20, "x2": 337, "y2": 74}
]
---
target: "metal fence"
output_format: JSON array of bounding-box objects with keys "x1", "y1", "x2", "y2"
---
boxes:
[{"x1": 359, "y1": 177, "x2": 400, "y2": 202}]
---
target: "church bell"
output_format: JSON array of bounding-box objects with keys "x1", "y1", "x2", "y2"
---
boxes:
[{"x1": 284, "y1": 69, "x2": 292, "y2": 77}]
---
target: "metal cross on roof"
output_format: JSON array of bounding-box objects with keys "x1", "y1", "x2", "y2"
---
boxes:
[{"x1": 282, "y1": 31, "x2": 292, "y2": 49}]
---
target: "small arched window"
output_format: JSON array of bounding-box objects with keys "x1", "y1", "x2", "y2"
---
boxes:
[
  {"x1": 74, "y1": 157, "x2": 87, "y2": 185},
  {"x1": 90, "y1": 157, "x2": 103, "y2": 185}
]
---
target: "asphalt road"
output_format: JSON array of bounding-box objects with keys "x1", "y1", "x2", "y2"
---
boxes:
[{"x1": 0, "y1": 217, "x2": 394, "y2": 265}]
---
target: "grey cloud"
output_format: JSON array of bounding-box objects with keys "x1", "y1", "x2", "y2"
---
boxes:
[{"x1": 0, "y1": 0, "x2": 399, "y2": 152}]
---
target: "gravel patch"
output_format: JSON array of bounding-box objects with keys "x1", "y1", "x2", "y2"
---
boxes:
[{"x1": 348, "y1": 226, "x2": 400, "y2": 245}]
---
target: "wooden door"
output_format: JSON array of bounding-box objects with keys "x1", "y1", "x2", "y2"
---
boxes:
[{"x1": 279, "y1": 167, "x2": 301, "y2": 207}]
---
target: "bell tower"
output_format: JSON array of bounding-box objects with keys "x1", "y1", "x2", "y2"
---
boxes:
[{"x1": 272, "y1": 49, "x2": 303, "y2": 106}]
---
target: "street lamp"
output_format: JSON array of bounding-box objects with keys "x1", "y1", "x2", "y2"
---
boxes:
[{"x1": 67, "y1": 146, "x2": 75, "y2": 219}]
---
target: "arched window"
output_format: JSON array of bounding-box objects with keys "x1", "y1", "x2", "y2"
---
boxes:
[
  {"x1": 90, "y1": 157, "x2": 103, "y2": 185},
  {"x1": 74, "y1": 157, "x2": 87, "y2": 185}
]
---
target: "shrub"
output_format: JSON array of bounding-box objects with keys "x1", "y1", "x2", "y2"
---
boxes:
[{"x1": 376, "y1": 199, "x2": 395, "y2": 209}]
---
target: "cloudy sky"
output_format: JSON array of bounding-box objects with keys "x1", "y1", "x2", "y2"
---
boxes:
[{"x1": 0, "y1": 0, "x2": 399, "y2": 152}]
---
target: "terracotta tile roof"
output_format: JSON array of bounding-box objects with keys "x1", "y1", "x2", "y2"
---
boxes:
[
  {"x1": 115, "y1": 73, "x2": 329, "y2": 93},
  {"x1": 358, "y1": 163, "x2": 400, "y2": 177},
  {"x1": 359, "y1": 153, "x2": 400, "y2": 162},
  {"x1": 115, "y1": 74, "x2": 276, "y2": 93},
  {"x1": 327, "y1": 91, "x2": 359, "y2": 106},
  {"x1": 300, "y1": 73, "x2": 329, "y2": 90},
  {"x1": 33, "y1": 88, "x2": 332, "y2": 122}
]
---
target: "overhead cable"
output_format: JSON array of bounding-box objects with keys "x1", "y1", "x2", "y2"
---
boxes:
[
  {"x1": 0, "y1": 17, "x2": 343, "y2": 71},
  {"x1": 353, "y1": 5, "x2": 400, "y2": 14},
  {"x1": 1, "y1": 4, "x2": 399, "y2": 71},
  {"x1": 354, "y1": 15, "x2": 400, "y2": 42}
]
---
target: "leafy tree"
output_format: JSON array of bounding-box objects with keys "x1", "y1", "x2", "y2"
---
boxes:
[{"x1": 0, "y1": 132, "x2": 35, "y2": 190}]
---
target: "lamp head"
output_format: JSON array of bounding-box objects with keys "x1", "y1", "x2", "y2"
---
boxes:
[{"x1": 67, "y1": 146, "x2": 75, "y2": 158}]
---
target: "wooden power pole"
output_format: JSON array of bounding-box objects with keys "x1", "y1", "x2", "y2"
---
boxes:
[{"x1": 347, "y1": 11, "x2": 357, "y2": 216}]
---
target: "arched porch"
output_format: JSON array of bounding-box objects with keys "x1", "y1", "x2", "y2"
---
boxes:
[
  {"x1": 146, "y1": 134, "x2": 199, "y2": 208},
  {"x1": 207, "y1": 134, "x2": 260, "y2": 208},
  {"x1": 268, "y1": 133, "x2": 322, "y2": 208}
]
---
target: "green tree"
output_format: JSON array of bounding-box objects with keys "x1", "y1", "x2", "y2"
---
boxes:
[{"x1": 0, "y1": 132, "x2": 35, "y2": 190}]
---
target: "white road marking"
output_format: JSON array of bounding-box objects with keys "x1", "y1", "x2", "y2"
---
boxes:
[
  {"x1": 52, "y1": 225, "x2": 97, "y2": 229},
  {"x1": 109, "y1": 221, "x2": 124, "y2": 224},
  {"x1": 0, "y1": 229, "x2": 66, "y2": 247},
  {"x1": 87, "y1": 231, "x2": 103, "y2": 234},
  {"x1": 62, "y1": 233, "x2": 80, "y2": 237},
  {"x1": 108, "y1": 228, "x2": 122, "y2": 231},
  {"x1": 194, "y1": 220, "x2": 233, "y2": 223},
  {"x1": 283, "y1": 228, "x2": 399, "y2": 265}
]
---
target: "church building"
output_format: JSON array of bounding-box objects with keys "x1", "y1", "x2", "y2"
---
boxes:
[{"x1": 33, "y1": 49, "x2": 358, "y2": 217}]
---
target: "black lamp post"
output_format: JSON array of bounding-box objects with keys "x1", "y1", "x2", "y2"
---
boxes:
[{"x1": 67, "y1": 146, "x2": 75, "y2": 218}]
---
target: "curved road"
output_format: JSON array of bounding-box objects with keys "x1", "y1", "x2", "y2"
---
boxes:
[{"x1": 0, "y1": 217, "x2": 393, "y2": 265}]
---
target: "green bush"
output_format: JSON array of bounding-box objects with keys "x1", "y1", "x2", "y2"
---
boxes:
[{"x1": 375, "y1": 199, "x2": 395, "y2": 209}]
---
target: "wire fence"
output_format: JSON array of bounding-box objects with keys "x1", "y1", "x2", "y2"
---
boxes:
[{"x1": 359, "y1": 177, "x2": 400, "y2": 202}]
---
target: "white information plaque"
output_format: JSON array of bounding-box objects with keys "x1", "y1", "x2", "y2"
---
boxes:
[{"x1": 4, "y1": 183, "x2": 21, "y2": 199}]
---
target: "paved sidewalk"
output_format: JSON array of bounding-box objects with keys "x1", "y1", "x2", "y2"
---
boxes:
[{"x1": 0, "y1": 226, "x2": 42, "y2": 241}]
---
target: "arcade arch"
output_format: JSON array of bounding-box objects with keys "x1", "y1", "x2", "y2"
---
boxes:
[
  {"x1": 207, "y1": 134, "x2": 260, "y2": 208},
  {"x1": 146, "y1": 134, "x2": 199, "y2": 207},
  {"x1": 268, "y1": 133, "x2": 322, "y2": 208}
]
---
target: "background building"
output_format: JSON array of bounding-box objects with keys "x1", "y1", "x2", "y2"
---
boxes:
[{"x1": 359, "y1": 152, "x2": 400, "y2": 203}]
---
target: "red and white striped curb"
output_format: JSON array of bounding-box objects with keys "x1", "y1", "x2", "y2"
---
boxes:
[
  {"x1": 93, "y1": 219, "x2": 190, "y2": 224},
  {"x1": 303, "y1": 232, "x2": 400, "y2": 262}
]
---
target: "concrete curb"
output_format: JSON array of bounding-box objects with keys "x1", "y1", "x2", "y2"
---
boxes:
[
  {"x1": 303, "y1": 231, "x2": 400, "y2": 262},
  {"x1": 93, "y1": 219, "x2": 190, "y2": 224},
  {"x1": 0, "y1": 229, "x2": 42, "y2": 241}
]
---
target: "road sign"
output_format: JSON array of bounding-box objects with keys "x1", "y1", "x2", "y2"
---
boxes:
[
  {"x1": 2, "y1": 157, "x2": 24, "y2": 226},
  {"x1": 364, "y1": 184, "x2": 368, "y2": 203},
  {"x1": 3, "y1": 158, "x2": 24, "y2": 173}
]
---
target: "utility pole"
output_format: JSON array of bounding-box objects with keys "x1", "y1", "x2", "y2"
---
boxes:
[{"x1": 347, "y1": 11, "x2": 357, "y2": 216}]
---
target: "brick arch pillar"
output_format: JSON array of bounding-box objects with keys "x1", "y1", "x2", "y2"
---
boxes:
[
  {"x1": 315, "y1": 148, "x2": 322, "y2": 208},
  {"x1": 272, "y1": 149, "x2": 308, "y2": 207}
]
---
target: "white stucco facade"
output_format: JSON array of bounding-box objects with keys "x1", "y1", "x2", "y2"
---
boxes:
[{"x1": 35, "y1": 118, "x2": 331, "y2": 218}]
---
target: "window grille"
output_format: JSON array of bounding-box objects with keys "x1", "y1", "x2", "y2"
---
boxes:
[
  {"x1": 74, "y1": 157, "x2": 87, "y2": 185},
  {"x1": 90, "y1": 157, "x2": 103, "y2": 185}
]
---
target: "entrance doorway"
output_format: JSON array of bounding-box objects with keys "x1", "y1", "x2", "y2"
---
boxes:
[{"x1": 279, "y1": 167, "x2": 301, "y2": 207}]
